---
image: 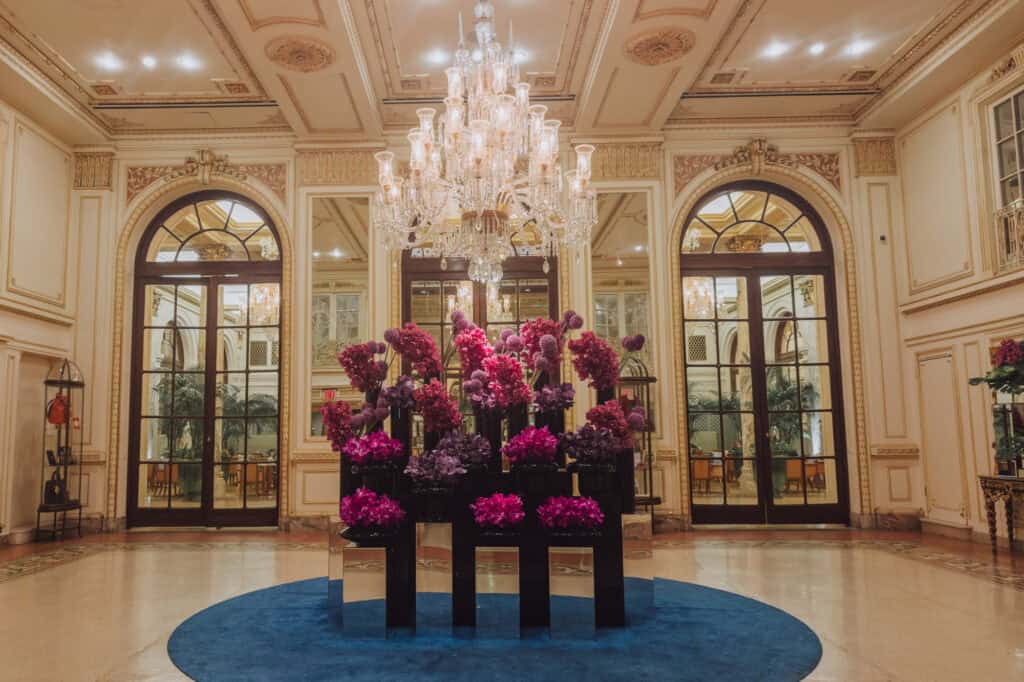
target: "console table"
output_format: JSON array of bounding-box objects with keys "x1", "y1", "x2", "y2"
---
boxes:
[{"x1": 979, "y1": 475, "x2": 1024, "y2": 553}]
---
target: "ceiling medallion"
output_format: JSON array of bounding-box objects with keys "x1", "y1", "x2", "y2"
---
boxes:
[
  {"x1": 264, "y1": 36, "x2": 335, "y2": 72},
  {"x1": 624, "y1": 27, "x2": 695, "y2": 66}
]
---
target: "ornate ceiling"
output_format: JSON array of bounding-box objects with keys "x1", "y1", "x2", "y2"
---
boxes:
[{"x1": 0, "y1": 0, "x2": 1013, "y2": 143}]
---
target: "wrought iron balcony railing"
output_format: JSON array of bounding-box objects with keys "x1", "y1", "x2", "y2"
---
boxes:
[{"x1": 995, "y1": 199, "x2": 1024, "y2": 274}]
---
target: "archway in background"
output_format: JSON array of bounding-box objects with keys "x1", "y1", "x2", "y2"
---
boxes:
[
  {"x1": 127, "y1": 190, "x2": 283, "y2": 527},
  {"x1": 679, "y1": 180, "x2": 849, "y2": 524}
]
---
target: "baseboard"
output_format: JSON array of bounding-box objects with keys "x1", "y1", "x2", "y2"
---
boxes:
[
  {"x1": 653, "y1": 514, "x2": 690, "y2": 533},
  {"x1": 866, "y1": 510, "x2": 922, "y2": 531},
  {"x1": 920, "y1": 518, "x2": 972, "y2": 541},
  {"x1": 282, "y1": 515, "x2": 331, "y2": 532}
]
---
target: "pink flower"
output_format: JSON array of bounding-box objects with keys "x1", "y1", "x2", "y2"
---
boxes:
[
  {"x1": 341, "y1": 431, "x2": 404, "y2": 466},
  {"x1": 454, "y1": 326, "x2": 493, "y2": 379},
  {"x1": 340, "y1": 487, "x2": 405, "y2": 529},
  {"x1": 483, "y1": 354, "x2": 532, "y2": 409},
  {"x1": 520, "y1": 317, "x2": 564, "y2": 371},
  {"x1": 994, "y1": 339, "x2": 1024, "y2": 367},
  {"x1": 337, "y1": 342, "x2": 388, "y2": 393},
  {"x1": 569, "y1": 332, "x2": 620, "y2": 390},
  {"x1": 387, "y1": 323, "x2": 443, "y2": 379},
  {"x1": 471, "y1": 493, "x2": 525, "y2": 529},
  {"x1": 503, "y1": 426, "x2": 559, "y2": 465},
  {"x1": 587, "y1": 400, "x2": 632, "y2": 448},
  {"x1": 414, "y1": 379, "x2": 463, "y2": 433},
  {"x1": 320, "y1": 400, "x2": 353, "y2": 452},
  {"x1": 536, "y1": 496, "x2": 604, "y2": 530}
]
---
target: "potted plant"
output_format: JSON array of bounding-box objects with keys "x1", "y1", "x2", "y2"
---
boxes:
[
  {"x1": 470, "y1": 493, "x2": 525, "y2": 542},
  {"x1": 561, "y1": 425, "x2": 618, "y2": 494},
  {"x1": 339, "y1": 486, "x2": 406, "y2": 544},
  {"x1": 536, "y1": 496, "x2": 605, "y2": 541},
  {"x1": 970, "y1": 339, "x2": 1024, "y2": 476},
  {"x1": 404, "y1": 446, "x2": 467, "y2": 522}
]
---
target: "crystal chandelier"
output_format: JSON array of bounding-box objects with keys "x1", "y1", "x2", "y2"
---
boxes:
[{"x1": 371, "y1": 0, "x2": 598, "y2": 284}]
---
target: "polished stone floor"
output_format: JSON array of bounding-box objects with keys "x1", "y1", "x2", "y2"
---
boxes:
[{"x1": 1, "y1": 529, "x2": 1023, "y2": 681}]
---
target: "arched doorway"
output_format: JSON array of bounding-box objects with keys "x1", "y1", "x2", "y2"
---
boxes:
[
  {"x1": 127, "y1": 191, "x2": 282, "y2": 526},
  {"x1": 680, "y1": 181, "x2": 849, "y2": 524}
]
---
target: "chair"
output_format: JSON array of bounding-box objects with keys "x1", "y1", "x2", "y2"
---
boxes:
[
  {"x1": 783, "y1": 460, "x2": 803, "y2": 493},
  {"x1": 692, "y1": 459, "x2": 711, "y2": 493},
  {"x1": 805, "y1": 460, "x2": 825, "y2": 491}
]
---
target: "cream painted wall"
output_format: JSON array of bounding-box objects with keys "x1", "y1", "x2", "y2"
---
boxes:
[{"x1": 893, "y1": 41, "x2": 1024, "y2": 541}]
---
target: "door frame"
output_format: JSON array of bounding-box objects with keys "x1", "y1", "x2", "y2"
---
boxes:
[
  {"x1": 682, "y1": 181, "x2": 851, "y2": 525},
  {"x1": 126, "y1": 191, "x2": 283, "y2": 528}
]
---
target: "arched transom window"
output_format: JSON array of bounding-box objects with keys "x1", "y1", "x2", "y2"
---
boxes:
[{"x1": 681, "y1": 189, "x2": 822, "y2": 255}]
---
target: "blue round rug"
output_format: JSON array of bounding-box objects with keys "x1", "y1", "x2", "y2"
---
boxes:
[{"x1": 168, "y1": 577, "x2": 821, "y2": 681}]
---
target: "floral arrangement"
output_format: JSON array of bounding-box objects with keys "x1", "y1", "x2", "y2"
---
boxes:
[
  {"x1": 435, "y1": 431, "x2": 492, "y2": 470},
  {"x1": 404, "y1": 449, "x2": 467, "y2": 487},
  {"x1": 340, "y1": 487, "x2": 406, "y2": 530},
  {"x1": 502, "y1": 426, "x2": 559, "y2": 465},
  {"x1": 970, "y1": 339, "x2": 1024, "y2": 394},
  {"x1": 341, "y1": 431, "x2": 404, "y2": 467},
  {"x1": 337, "y1": 341, "x2": 389, "y2": 393},
  {"x1": 481, "y1": 354, "x2": 532, "y2": 409},
  {"x1": 452, "y1": 313, "x2": 493, "y2": 378},
  {"x1": 380, "y1": 375, "x2": 416, "y2": 410},
  {"x1": 536, "y1": 496, "x2": 604, "y2": 530},
  {"x1": 385, "y1": 323, "x2": 444, "y2": 379},
  {"x1": 414, "y1": 379, "x2": 463, "y2": 433},
  {"x1": 321, "y1": 400, "x2": 354, "y2": 452},
  {"x1": 585, "y1": 400, "x2": 647, "y2": 448},
  {"x1": 471, "y1": 493, "x2": 525, "y2": 529},
  {"x1": 534, "y1": 382, "x2": 575, "y2": 414},
  {"x1": 621, "y1": 334, "x2": 646, "y2": 354},
  {"x1": 520, "y1": 317, "x2": 565, "y2": 372},
  {"x1": 560, "y1": 424, "x2": 618, "y2": 467},
  {"x1": 568, "y1": 331, "x2": 620, "y2": 391}
]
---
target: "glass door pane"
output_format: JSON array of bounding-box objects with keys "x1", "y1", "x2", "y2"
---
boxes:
[{"x1": 683, "y1": 275, "x2": 761, "y2": 511}]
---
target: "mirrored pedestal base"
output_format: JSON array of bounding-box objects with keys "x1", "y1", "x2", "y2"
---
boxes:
[
  {"x1": 549, "y1": 546, "x2": 595, "y2": 638},
  {"x1": 340, "y1": 540, "x2": 387, "y2": 639},
  {"x1": 416, "y1": 522, "x2": 452, "y2": 635},
  {"x1": 475, "y1": 546, "x2": 520, "y2": 638}
]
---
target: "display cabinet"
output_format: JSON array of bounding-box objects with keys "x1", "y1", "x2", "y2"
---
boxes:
[{"x1": 36, "y1": 359, "x2": 85, "y2": 540}]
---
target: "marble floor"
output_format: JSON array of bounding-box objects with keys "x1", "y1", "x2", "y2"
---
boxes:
[{"x1": 1, "y1": 529, "x2": 1023, "y2": 681}]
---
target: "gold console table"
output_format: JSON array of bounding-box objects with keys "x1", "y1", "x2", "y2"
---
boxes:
[{"x1": 979, "y1": 475, "x2": 1023, "y2": 553}]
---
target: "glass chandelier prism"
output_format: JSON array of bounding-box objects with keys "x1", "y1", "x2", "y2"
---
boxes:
[{"x1": 371, "y1": 0, "x2": 598, "y2": 283}]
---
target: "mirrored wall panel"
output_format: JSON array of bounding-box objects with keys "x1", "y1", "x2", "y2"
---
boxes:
[{"x1": 309, "y1": 196, "x2": 371, "y2": 436}]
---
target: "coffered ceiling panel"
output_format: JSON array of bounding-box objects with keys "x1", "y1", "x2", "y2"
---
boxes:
[{"x1": 238, "y1": 0, "x2": 327, "y2": 30}]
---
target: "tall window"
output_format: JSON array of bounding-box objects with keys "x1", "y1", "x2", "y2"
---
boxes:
[{"x1": 994, "y1": 89, "x2": 1024, "y2": 207}]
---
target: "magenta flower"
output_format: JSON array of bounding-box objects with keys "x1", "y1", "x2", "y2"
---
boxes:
[
  {"x1": 622, "y1": 334, "x2": 646, "y2": 353},
  {"x1": 503, "y1": 426, "x2": 559, "y2": 465},
  {"x1": 341, "y1": 431, "x2": 404, "y2": 466},
  {"x1": 454, "y1": 326, "x2": 493, "y2": 379},
  {"x1": 994, "y1": 339, "x2": 1024, "y2": 367},
  {"x1": 568, "y1": 332, "x2": 620, "y2": 390},
  {"x1": 320, "y1": 400, "x2": 354, "y2": 453},
  {"x1": 340, "y1": 487, "x2": 406, "y2": 529},
  {"x1": 536, "y1": 496, "x2": 604, "y2": 530},
  {"x1": 387, "y1": 323, "x2": 443, "y2": 379},
  {"x1": 414, "y1": 379, "x2": 463, "y2": 433},
  {"x1": 482, "y1": 354, "x2": 532, "y2": 409},
  {"x1": 337, "y1": 342, "x2": 388, "y2": 393},
  {"x1": 520, "y1": 317, "x2": 564, "y2": 371},
  {"x1": 586, "y1": 400, "x2": 632, "y2": 448},
  {"x1": 471, "y1": 493, "x2": 525, "y2": 529}
]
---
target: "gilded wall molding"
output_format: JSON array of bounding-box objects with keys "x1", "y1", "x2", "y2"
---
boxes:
[
  {"x1": 126, "y1": 150, "x2": 287, "y2": 204},
  {"x1": 297, "y1": 150, "x2": 377, "y2": 186},
  {"x1": 853, "y1": 138, "x2": 897, "y2": 177},
  {"x1": 673, "y1": 139, "x2": 842, "y2": 197},
  {"x1": 73, "y1": 153, "x2": 114, "y2": 190},
  {"x1": 589, "y1": 142, "x2": 662, "y2": 181},
  {"x1": 989, "y1": 44, "x2": 1024, "y2": 84},
  {"x1": 871, "y1": 444, "x2": 921, "y2": 459}
]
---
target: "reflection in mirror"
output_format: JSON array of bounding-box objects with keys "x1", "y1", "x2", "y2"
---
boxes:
[{"x1": 309, "y1": 196, "x2": 371, "y2": 436}]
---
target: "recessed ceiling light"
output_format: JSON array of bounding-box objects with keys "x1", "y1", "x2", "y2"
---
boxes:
[
  {"x1": 331, "y1": 248, "x2": 343, "y2": 258},
  {"x1": 633, "y1": 244, "x2": 644, "y2": 252},
  {"x1": 94, "y1": 52, "x2": 123, "y2": 72},
  {"x1": 141, "y1": 55, "x2": 157, "y2": 69},
  {"x1": 761, "y1": 41, "x2": 790, "y2": 59},
  {"x1": 175, "y1": 53, "x2": 202, "y2": 71},
  {"x1": 424, "y1": 48, "x2": 449, "y2": 66},
  {"x1": 513, "y1": 48, "x2": 530, "y2": 64},
  {"x1": 312, "y1": 251, "x2": 321, "y2": 258},
  {"x1": 616, "y1": 257, "x2": 624, "y2": 267},
  {"x1": 844, "y1": 39, "x2": 874, "y2": 57},
  {"x1": 808, "y1": 42, "x2": 826, "y2": 56}
]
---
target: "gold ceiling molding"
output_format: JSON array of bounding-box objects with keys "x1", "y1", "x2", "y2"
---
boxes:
[
  {"x1": 633, "y1": 0, "x2": 718, "y2": 22},
  {"x1": 297, "y1": 150, "x2": 378, "y2": 186},
  {"x1": 588, "y1": 142, "x2": 662, "y2": 181},
  {"x1": 623, "y1": 27, "x2": 696, "y2": 66},
  {"x1": 73, "y1": 153, "x2": 114, "y2": 190},
  {"x1": 989, "y1": 44, "x2": 1024, "y2": 84},
  {"x1": 264, "y1": 35, "x2": 335, "y2": 72},
  {"x1": 673, "y1": 139, "x2": 842, "y2": 197},
  {"x1": 853, "y1": 138, "x2": 897, "y2": 177},
  {"x1": 126, "y1": 150, "x2": 287, "y2": 203},
  {"x1": 238, "y1": 0, "x2": 327, "y2": 30}
]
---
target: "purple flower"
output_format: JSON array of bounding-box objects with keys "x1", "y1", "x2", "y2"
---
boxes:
[
  {"x1": 622, "y1": 335, "x2": 646, "y2": 353},
  {"x1": 434, "y1": 431, "x2": 492, "y2": 469},
  {"x1": 381, "y1": 375, "x2": 416, "y2": 410},
  {"x1": 539, "y1": 334, "x2": 559, "y2": 358},
  {"x1": 536, "y1": 496, "x2": 604, "y2": 530},
  {"x1": 627, "y1": 406, "x2": 647, "y2": 431},
  {"x1": 534, "y1": 382, "x2": 575, "y2": 413},
  {"x1": 560, "y1": 425, "x2": 617, "y2": 466},
  {"x1": 342, "y1": 431, "x2": 404, "y2": 466},
  {"x1": 500, "y1": 329, "x2": 515, "y2": 341},
  {"x1": 568, "y1": 315, "x2": 584, "y2": 330},
  {"x1": 404, "y1": 450, "x2": 467, "y2": 486},
  {"x1": 506, "y1": 335, "x2": 525, "y2": 353},
  {"x1": 384, "y1": 328, "x2": 401, "y2": 347},
  {"x1": 562, "y1": 310, "x2": 578, "y2": 322},
  {"x1": 533, "y1": 355, "x2": 550, "y2": 372},
  {"x1": 471, "y1": 493, "x2": 525, "y2": 529}
]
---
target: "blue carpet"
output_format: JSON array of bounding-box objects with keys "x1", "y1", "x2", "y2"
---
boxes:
[{"x1": 168, "y1": 577, "x2": 821, "y2": 681}]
